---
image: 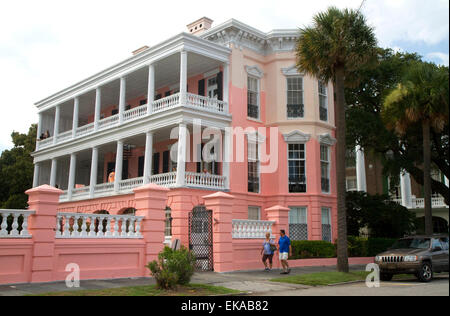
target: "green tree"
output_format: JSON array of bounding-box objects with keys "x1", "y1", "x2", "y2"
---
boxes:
[
  {"x1": 383, "y1": 62, "x2": 449, "y2": 235},
  {"x1": 0, "y1": 124, "x2": 36, "y2": 209},
  {"x1": 296, "y1": 7, "x2": 377, "y2": 272},
  {"x1": 346, "y1": 50, "x2": 449, "y2": 205}
]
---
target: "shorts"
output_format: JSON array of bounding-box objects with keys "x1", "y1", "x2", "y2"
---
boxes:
[
  {"x1": 262, "y1": 254, "x2": 274, "y2": 264},
  {"x1": 279, "y1": 252, "x2": 289, "y2": 261}
]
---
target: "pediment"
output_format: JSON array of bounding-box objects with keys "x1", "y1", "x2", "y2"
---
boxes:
[{"x1": 283, "y1": 130, "x2": 311, "y2": 143}]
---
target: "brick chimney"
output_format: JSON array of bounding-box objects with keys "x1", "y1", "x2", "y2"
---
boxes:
[{"x1": 187, "y1": 17, "x2": 213, "y2": 36}]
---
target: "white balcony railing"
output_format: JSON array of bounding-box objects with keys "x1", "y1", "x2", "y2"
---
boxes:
[
  {"x1": 0, "y1": 210, "x2": 35, "y2": 238},
  {"x1": 232, "y1": 219, "x2": 275, "y2": 239},
  {"x1": 392, "y1": 196, "x2": 448, "y2": 209},
  {"x1": 149, "y1": 172, "x2": 177, "y2": 187},
  {"x1": 185, "y1": 172, "x2": 226, "y2": 190},
  {"x1": 36, "y1": 93, "x2": 229, "y2": 151},
  {"x1": 119, "y1": 177, "x2": 144, "y2": 191},
  {"x1": 56, "y1": 212, "x2": 144, "y2": 239}
]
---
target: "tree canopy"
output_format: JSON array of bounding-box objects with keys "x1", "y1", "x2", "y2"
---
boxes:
[{"x1": 0, "y1": 124, "x2": 36, "y2": 209}]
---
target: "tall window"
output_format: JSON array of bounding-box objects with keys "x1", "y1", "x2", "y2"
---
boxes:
[
  {"x1": 320, "y1": 145, "x2": 330, "y2": 193},
  {"x1": 289, "y1": 207, "x2": 308, "y2": 240},
  {"x1": 287, "y1": 77, "x2": 304, "y2": 118},
  {"x1": 165, "y1": 207, "x2": 172, "y2": 237},
  {"x1": 346, "y1": 177, "x2": 357, "y2": 191},
  {"x1": 248, "y1": 140, "x2": 260, "y2": 193},
  {"x1": 288, "y1": 143, "x2": 306, "y2": 193},
  {"x1": 321, "y1": 207, "x2": 332, "y2": 242},
  {"x1": 319, "y1": 81, "x2": 328, "y2": 121},
  {"x1": 248, "y1": 206, "x2": 261, "y2": 220},
  {"x1": 247, "y1": 76, "x2": 259, "y2": 119}
]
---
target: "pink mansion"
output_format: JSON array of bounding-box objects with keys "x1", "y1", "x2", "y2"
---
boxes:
[{"x1": 1, "y1": 18, "x2": 340, "y2": 281}]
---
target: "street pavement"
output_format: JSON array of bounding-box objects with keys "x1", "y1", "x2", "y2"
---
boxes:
[{"x1": 0, "y1": 264, "x2": 447, "y2": 296}]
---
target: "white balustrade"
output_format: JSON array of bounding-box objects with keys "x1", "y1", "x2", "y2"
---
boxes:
[
  {"x1": 123, "y1": 105, "x2": 147, "y2": 122},
  {"x1": 72, "y1": 186, "x2": 90, "y2": 198},
  {"x1": 76, "y1": 122, "x2": 95, "y2": 137},
  {"x1": 149, "y1": 172, "x2": 177, "y2": 187},
  {"x1": 119, "y1": 177, "x2": 144, "y2": 191},
  {"x1": 186, "y1": 93, "x2": 227, "y2": 114},
  {"x1": 185, "y1": 172, "x2": 226, "y2": 190},
  {"x1": 56, "y1": 212, "x2": 144, "y2": 239},
  {"x1": 0, "y1": 210, "x2": 35, "y2": 238},
  {"x1": 37, "y1": 137, "x2": 54, "y2": 150},
  {"x1": 391, "y1": 196, "x2": 448, "y2": 209},
  {"x1": 232, "y1": 219, "x2": 275, "y2": 239},
  {"x1": 152, "y1": 93, "x2": 181, "y2": 113},
  {"x1": 98, "y1": 114, "x2": 119, "y2": 131},
  {"x1": 57, "y1": 130, "x2": 73, "y2": 143}
]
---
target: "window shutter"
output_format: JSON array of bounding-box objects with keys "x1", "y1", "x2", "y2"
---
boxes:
[
  {"x1": 198, "y1": 79, "x2": 205, "y2": 96},
  {"x1": 217, "y1": 71, "x2": 223, "y2": 101},
  {"x1": 152, "y1": 153, "x2": 160, "y2": 175},
  {"x1": 163, "y1": 151, "x2": 170, "y2": 173}
]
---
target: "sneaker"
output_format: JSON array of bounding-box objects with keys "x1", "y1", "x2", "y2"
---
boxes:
[
  {"x1": 264, "y1": 268, "x2": 270, "y2": 271},
  {"x1": 280, "y1": 271, "x2": 288, "y2": 275},
  {"x1": 287, "y1": 269, "x2": 291, "y2": 274}
]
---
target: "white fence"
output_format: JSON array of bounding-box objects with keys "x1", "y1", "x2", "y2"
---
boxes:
[
  {"x1": 0, "y1": 210, "x2": 35, "y2": 238},
  {"x1": 56, "y1": 213, "x2": 144, "y2": 239},
  {"x1": 185, "y1": 172, "x2": 226, "y2": 190},
  {"x1": 232, "y1": 219, "x2": 275, "y2": 239}
]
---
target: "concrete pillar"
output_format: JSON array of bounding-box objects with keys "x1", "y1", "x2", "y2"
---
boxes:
[
  {"x1": 203, "y1": 192, "x2": 234, "y2": 273},
  {"x1": 33, "y1": 163, "x2": 40, "y2": 188},
  {"x1": 89, "y1": 147, "x2": 98, "y2": 198},
  {"x1": 72, "y1": 97, "x2": 79, "y2": 138},
  {"x1": 147, "y1": 64, "x2": 155, "y2": 115},
  {"x1": 400, "y1": 171, "x2": 413, "y2": 208},
  {"x1": 94, "y1": 87, "x2": 102, "y2": 131},
  {"x1": 167, "y1": 190, "x2": 192, "y2": 247},
  {"x1": 53, "y1": 104, "x2": 60, "y2": 144},
  {"x1": 26, "y1": 185, "x2": 63, "y2": 283},
  {"x1": 223, "y1": 62, "x2": 230, "y2": 112},
  {"x1": 114, "y1": 140, "x2": 124, "y2": 192},
  {"x1": 265, "y1": 205, "x2": 290, "y2": 240},
  {"x1": 133, "y1": 184, "x2": 169, "y2": 266},
  {"x1": 67, "y1": 153, "x2": 77, "y2": 200},
  {"x1": 143, "y1": 132, "x2": 154, "y2": 185},
  {"x1": 50, "y1": 159, "x2": 58, "y2": 187},
  {"x1": 176, "y1": 124, "x2": 186, "y2": 187},
  {"x1": 223, "y1": 128, "x2": 231, "y2": 190},
  {"x1": 355, "y1": 145, "x2": 367, "y2": 192},
  {"x1": 180, "y1": 51, "x2": 187, "y2": 103},
  {"x1": 118, "y1": 77, "x2": 126, "y2": 124}
]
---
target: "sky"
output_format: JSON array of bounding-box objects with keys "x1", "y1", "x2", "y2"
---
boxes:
[{"x1": 0, "y1": 0, "x2": 448, "y2": 152}]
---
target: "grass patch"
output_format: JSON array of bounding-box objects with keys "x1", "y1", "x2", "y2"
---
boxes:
[
  {"x1": 33, "y1": 283, "x2": 242, "y2": 297},
  {"x1": 271, "y1": 271, "x2": 370, "y2": 286}
]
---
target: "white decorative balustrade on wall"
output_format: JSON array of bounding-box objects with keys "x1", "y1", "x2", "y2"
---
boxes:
[
  {"x1": 232, "y1": 219, "x2": 275, "y2": 239},
  {"x1": 185, "y1": 172, "x2": 226, "y2": 190},
  {"x1": 56, "y1": 213, "x2": 144, "y2": 239},
  {"x1": 0, "y1": 210, "x2": 35, "y2": 238},
  {"x1": 392, "y1": 196, "x2": 448, "y2": 209}
]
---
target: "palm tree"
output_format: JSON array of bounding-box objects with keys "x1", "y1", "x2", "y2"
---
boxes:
[
  {"x1": 296, "y1": 7, "x2": 377, "y2": 272},
  {"x1": 383, "y1": 62, "x2": 449, "y2": 236}
]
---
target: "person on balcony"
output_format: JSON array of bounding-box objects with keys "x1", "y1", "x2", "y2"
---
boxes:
[{"x1": 108, "y1": 169, "x2": 115, "y2": 183}]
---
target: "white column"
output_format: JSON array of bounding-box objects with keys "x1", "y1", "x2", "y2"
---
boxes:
[
  {"x1": 400, "y1": 171, "x2": 413, "y2": 208},
  {"x1": 50, "y1": 158, "x2": 58, "y2": 187},
  {"x1": 355, "y1": 145, "x2": 367, "y2": 192},
  {"x1": 89, "y1": 147, "x2": 99, "y2": 198},
  {"x1": 33, "y1": 163, "x2": 40, "y2": 188},
  {"x1": 114, "y1": 140, "x2": 124, "y2": 192},
  {"x1": 68, "y1": 153, "x2": 77, "y2": 200},
  {"x1": 223, "y1": 62, "x2": 230, "y2": 112},
  {"x1": 176, "y1": 124, "x2": 187, "y2": 187},
  {"x1": 94, "y1": 87, "x2": 102, "y2": 131},
  {"x1": 36, "y1": 113, "x2": 43, "y2": 150},
  {"x1": 118, "y1": 77, "x2": 127, "y2": 124},
  {"x1": 53, "y1": 104, "x2": 61, "y2": 144},
  {"x1": 72, "y1": 97, "x2": 79, "y2": 138},
  {"x1": 223, "y1": 128, "x2": 231, "y2": 190},
  {"x1": 180, "y1": 51, "x2": 187, "y2": 103},
  {"x1": 143, "y1": 132, "x2": 154, "y2": 184},
  {"x1": 147, "y1": 64, "x2": 155, "y2": 115}
]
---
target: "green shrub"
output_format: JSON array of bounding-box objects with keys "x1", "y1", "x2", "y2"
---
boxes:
[
  {"x1": 347, "y1": 236, "x2": 369, "y2": 257},
  {"x1": 367, "y1": 237, "x2": 396, "y2": 256},
  {"x1": 290, "y1": 241, "x2": 336, "y2": 259},
  {"x1": 146, "y1": 246, "x2": 196, "y2": 290}
]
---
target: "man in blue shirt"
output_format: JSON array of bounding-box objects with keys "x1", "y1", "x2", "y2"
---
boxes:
[{"x1": 278, "y1": 230, "x2": 292, "y2": 274}]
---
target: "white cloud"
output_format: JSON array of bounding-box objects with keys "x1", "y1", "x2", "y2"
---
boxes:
[
  {"x1": 0, "y1": 0, "x2": 448, "y2": 151},
  {"x1": 426, "y1": 52, "x2": 450, "y2": 66}
]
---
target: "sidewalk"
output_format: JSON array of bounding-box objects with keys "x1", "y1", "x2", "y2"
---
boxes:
[{"x1": 0, "y1": 264, "x2": 367, "y2": 296}]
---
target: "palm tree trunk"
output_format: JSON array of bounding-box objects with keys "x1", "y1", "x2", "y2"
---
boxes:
[
  {"x1": 335, "y1": 66, "x2": 349, "y2": 273},
  {"x1": 423, "y1": 120, "x2": 433, "y2": 235}
]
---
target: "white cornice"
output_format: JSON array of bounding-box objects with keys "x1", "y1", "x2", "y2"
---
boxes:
[
  {"x1": 281, "y1": 65, "x2": 303, "y2": 77},
  {"x1": 245, "y1": 65, "x2": 264, "y2": 79},
  {"x1": 35, "y1": 33, "x2": 231, "y2": 111},
  {"x1": 283, "y1": 130, "x2": 311, "y2": 143}
]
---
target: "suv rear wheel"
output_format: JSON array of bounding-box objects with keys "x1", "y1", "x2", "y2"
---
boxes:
[{"x1": 416, "y1": 262, "x2": 433, "y2": 282}]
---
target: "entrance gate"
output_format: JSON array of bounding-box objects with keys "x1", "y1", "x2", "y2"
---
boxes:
[{"x1": 188, "y1": 206, "x2": 213, "y2": 271}]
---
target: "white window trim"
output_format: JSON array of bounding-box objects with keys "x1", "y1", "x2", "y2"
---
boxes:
[
  {"x1": 318, "y1": 80, "x2": 328, "y2": 122},
  {"x1": 320, "y1": 144, "x2": 331, "y2": 194},
  {"x1": 247, "y1": 136, "x2": 261, "y2": 194},
  {"x1": 321, "y1": 207, "x2": 332, "y2": 242},
  {"x1": 286, "y1": 76, "x2": 304, "y2": 119},
  {"x1": 287, "y1": 142, "x2": 307, "y2": 193},
  {"x1": 247, "y1": 75, "x2": 261, "y2": 120},
  {"x1": 248, "y1": 206, "x2": 261, "y2": 220}
]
